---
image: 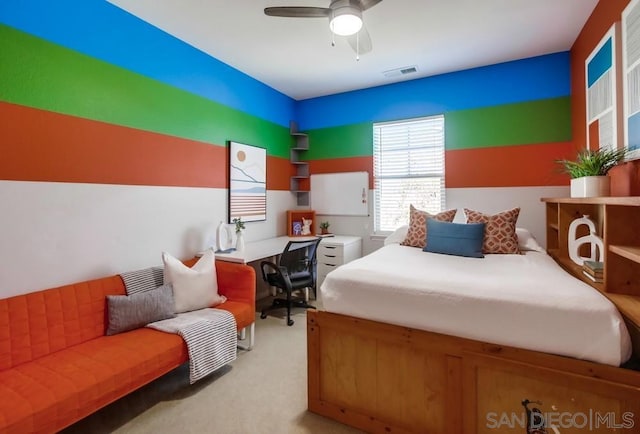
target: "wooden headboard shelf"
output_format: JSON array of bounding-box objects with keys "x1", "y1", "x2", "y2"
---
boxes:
[{"x1": 542, "y1": 197, "x2": 640, "y2": 329}]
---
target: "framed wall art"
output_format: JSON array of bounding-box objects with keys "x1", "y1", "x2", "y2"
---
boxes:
[
  {"x1": 623, "y1": 0, "x2": 640, "y2": 160},
  {"x1": 228, "y1": 141, "x2": 267, "y2": 222},
  {"x1": 585, "y1": 23, "x2": 621, "y2": 152}
]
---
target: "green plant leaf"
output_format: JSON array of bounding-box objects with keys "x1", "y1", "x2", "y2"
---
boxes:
[{"x1": 556, "y1": 147, "x2": 627, "y2": 178}]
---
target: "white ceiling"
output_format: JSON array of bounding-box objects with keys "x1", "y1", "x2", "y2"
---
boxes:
[{"x1": 107, "y1": 0, "x2": 598, "y2": 101}]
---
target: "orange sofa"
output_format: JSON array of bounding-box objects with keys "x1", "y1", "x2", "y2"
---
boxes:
[{"x1": 0, "y1": 259, "x2": 255, "y2": 434}]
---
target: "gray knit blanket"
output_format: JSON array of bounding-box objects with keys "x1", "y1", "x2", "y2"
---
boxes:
[{"x1": 147, "y1": 308, "x2": 237, "y2": 384}]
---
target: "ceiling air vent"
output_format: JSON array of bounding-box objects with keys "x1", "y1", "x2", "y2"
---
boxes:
[{"x1": 383, "y1": 65, "x2": 418, "y2": 78}]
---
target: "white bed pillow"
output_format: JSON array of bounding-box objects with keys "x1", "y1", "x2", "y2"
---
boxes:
[
  {"x1": 384, "y1": 225, "x2": 409, "y2": 245},
  {"x1": 516, "y1": 228, "x2": 546, "y2": 253},
  {"x1": 162, "y1": 249, "x2": 226, "y2": 313}
]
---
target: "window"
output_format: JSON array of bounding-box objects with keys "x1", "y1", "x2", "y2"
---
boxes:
[{"x1": 373, "y1": 115, "x2": 445, "y2": 233}]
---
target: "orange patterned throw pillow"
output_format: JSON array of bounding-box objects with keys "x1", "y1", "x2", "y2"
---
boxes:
[
  {"x1": 464, "y1": 207, "x2": 521, "y2": 254},
  {"x1": 401, "y1": 205, "x2": 457, "y2": 248}
]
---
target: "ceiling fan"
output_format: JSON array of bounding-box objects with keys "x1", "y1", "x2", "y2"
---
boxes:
[{"x1": 264, "y1": 0, "x2": 383, "y2": 58}]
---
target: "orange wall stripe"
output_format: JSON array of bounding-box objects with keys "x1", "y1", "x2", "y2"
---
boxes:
[
  {"x1": 444, "y1": 142, "x2": 574, "y2": 188},
  {"x1": 0, "y1": 102, "x2": 291, "y2": 190},
  {"x1": 308, "y1": 157, "x2": 374, "y2": 189},
  {"x1": 306, "y1": 144, "x2": 572, "y2": 190},
  {"x1": 266, "y1": 156, "x2": 294, "y2": 191},
  {"x1": 1, "y1": 101, "x2": 225, "y2": 187},
  {"x1": 3, "y1": 100, "x2": 570, "y2": 190}
]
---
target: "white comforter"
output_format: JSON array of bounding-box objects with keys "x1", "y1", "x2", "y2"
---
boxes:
[{"x1": 321, "y1": 244, "x2": 632, "y2": 366}]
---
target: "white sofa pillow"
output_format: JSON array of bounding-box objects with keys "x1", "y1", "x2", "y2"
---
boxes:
[{"x1": 162, "y1": 249, "x2": 226, "y2": 313}]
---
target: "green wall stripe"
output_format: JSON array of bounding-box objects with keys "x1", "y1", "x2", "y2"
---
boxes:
[
  {"x1": 305, "y1": 122, "x2": 373, "y2": 159},
  {"x1": 0, "y1": 25, "x2": 292, "y2": 158},
  {"x1": 444, "y1": 97, "x2": 571, "y2": 150},
  {"x1": 304, "y1": 98, "x2": 570, "y2": 159}
]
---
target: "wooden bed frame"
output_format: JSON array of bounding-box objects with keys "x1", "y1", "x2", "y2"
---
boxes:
[{"x1": 307, "y1": 310, "x2": 640, "y2": 433}]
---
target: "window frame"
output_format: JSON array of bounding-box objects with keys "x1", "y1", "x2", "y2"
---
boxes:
[{"x1": 373, "y1": 115, "x2": 446, "y2": 234}]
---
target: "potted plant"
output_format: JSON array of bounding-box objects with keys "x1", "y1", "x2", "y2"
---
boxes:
[
  {"x1": 557, "y1": 147, "x2": 627, "y2": 197},
  {"x1": 232, "y1": 217, "x2": 245, "y2": 251},
  {"x1": 319, "y1": 221, "x2": 331, "y2": 235}
]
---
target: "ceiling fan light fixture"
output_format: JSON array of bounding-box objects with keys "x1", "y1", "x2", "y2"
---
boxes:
[{"x1": 329, "y1": 6, "x2": 362, "y2": 36}]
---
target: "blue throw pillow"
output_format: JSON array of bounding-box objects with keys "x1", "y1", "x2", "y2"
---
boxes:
[{"x1": 423, "y1": 219, "x2": 485, "y2": 258}]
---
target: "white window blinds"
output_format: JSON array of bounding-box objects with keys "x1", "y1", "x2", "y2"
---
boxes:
[{"x1": 373, "y1": 115, "x2": 446, "y2": 233}]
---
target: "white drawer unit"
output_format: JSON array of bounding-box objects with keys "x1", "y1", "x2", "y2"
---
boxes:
[{"x1": 316, "y1": 235, "x2": 362, "y2": 288}]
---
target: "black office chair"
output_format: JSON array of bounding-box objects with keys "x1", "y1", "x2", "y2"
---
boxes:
[{"x1": 260, "y1": 238, "x2": 322, "y2": 326}]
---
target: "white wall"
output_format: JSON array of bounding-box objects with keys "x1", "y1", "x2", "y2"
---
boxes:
[
  {"x1": 317, "y1": 186, "x2": 569, "y2": 256},
  {"x1": 0, "y1": 181, "x2": 296, "y2": 298},
  {"x1": 0, "y1": 181, "x2": 568, "y2": 298}
]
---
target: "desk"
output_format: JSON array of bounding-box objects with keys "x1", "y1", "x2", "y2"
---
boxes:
[
  {"x1": 211, "y1": 235, "x2": 362, "y2": 300},
  {"x1": 213, "y1": 236, "x2": 317, "y2": 264},
  {"x1": 213, "y1": 236, "x2": 317, "y2": 300}
]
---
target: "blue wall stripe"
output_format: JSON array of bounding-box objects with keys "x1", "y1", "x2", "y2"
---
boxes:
[
  {"x1": 0, "y1": 2, "x2": 569, "y2": 132},
  {"x1": 295, "y1": 52, "x2": 570, "y2": 130},
  {"x1": 628, "y1": 111, "x2": 640, "y2": 151},
  {"x1": 587, "y1": 38, "x2": 613, "y2": 88},
  {"x1": 0, "y1": 0, "x2": 295, "y2": 127}
]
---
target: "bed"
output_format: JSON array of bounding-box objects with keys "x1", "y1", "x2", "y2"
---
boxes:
[{"x1": 307, "y1": 230, "x2": 640, "y2": 433}]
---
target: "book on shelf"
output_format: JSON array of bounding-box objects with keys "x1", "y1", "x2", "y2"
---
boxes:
[
  {"x1": 582, "y1": 267, "x2": 603, "y2": 278},
  {"x1": 582, "y1": 261, "x2": 603, "y2": 278},
  {"x1": 582, "y1": 270, "x2": 603, "y2": 283},
  {"x1": 315, "y1": 233, "x2": 335, "y2": 238},
  {"x1": 583, "y1": 260, "x2": 604, "y2": 271}
]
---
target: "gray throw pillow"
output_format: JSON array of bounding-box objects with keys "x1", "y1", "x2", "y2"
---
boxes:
[
  {"x1": 106, "y1": 283, "x2": 176, "y2": 336},
  {"x1": 120, "y1": 266, "x2": 164, "y2": 296}
]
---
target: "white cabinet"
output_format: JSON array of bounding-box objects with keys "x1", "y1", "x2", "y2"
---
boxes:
[{"x1": 317, "y1": 236, "x2": 362, "y2": 288}]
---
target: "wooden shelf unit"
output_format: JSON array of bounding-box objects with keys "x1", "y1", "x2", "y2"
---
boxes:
[
  {"x1": 542, "y1": 197, "x2": 640, "y2": 329},
  {"x1": 289, "y1": 121, "x2": 310, "y2": 206},
  {"x1": 610, "y1": 245, "x2": 640, "y2": 263},
  {"x1": 286, "y1": 210, "x2": 316, "y2": 237}
]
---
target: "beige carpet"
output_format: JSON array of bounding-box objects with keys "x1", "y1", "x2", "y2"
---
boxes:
[{"x1": 62, "y1": 303, "x2": 362, "y2": 434}]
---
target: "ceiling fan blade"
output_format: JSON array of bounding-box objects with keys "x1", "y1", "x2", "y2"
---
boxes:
[
  {"x1": 358, "y1": 0, "x2": 382, "y2": 11},
  {"x1": 347, "y1": 25, "x2": 373, "y2": 55},
  {"x1": 264, "y1": 7, "x2": 331, "y2": 18}
]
